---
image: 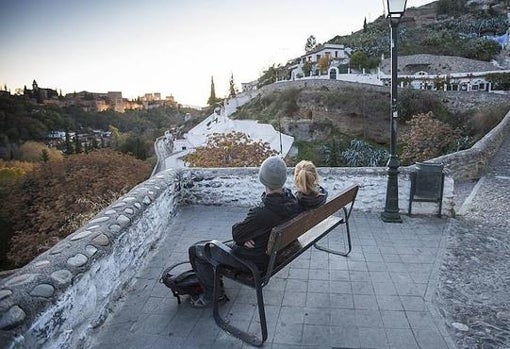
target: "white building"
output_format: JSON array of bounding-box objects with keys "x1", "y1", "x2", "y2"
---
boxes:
[
  {"x1": 378, "y1": 54, "x2": 510, "y2": 92},
  {"x1": 290, "y1": 44, "x2": 352, "y2": 80}
]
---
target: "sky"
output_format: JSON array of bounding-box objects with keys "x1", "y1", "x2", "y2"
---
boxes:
[{"x1": 0, "y1": 0, "x2": 436, "y2": 107}]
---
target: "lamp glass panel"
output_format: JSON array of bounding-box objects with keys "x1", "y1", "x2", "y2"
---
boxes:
[{"x1": 387, "y1": 0, "x2": 407, "y2": 14}]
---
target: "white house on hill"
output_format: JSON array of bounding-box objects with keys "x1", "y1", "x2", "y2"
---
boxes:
[{"x1": 290, "y1": 43, "x2": 352, "y2": 80}]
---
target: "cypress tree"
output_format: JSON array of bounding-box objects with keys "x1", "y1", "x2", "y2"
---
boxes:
[
  {"x1": 74, "y1": 133, "x2": 82, "y2": 154},
  {"x1": 65, "y1": 131, "x2": 74, "y2": 154},
  {"x1": 229, "y1": 73, "x2": 236, "y2": 98},
  {"x1": 207, "y1": 76, "x2": 217, "y2": 106}
]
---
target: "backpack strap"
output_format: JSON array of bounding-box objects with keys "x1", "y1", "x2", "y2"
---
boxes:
[{"x1": 160, "y1": 261, "x2": 196, "y2": 305}]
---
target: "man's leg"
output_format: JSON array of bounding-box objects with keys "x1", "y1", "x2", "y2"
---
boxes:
[{"x1": 188, "y1": 242, "x2": 215, "y2": 301}]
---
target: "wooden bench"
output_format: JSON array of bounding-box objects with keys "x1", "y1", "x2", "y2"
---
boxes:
[{"x1": 202, "y1": 183, "x2": 359, "y2": 346}]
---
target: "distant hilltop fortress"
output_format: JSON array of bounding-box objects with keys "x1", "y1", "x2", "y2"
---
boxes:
[{"x1": 6, "y1": 79, "x2": 178, "y2": 113}]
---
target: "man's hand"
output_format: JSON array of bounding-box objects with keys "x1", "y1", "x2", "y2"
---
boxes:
[{"x1": 244, "y1": 240, "x2": 255, "y2": 248}]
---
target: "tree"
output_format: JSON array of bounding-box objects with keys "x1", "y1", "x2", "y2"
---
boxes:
[
  {"x1": 229, "y1": 73, "x2": 236, "y2": 98},
  {"x1": 65, "y1": 131, "x2": 73, "y2": 154},
  {"x1": 304, "y1": 35, "x2": 317, "y2": 53},
  {"x1": 5, "y1": 149, "x2": 151, "y2": 267},
  {"x1": 118, "y1": 136, "x2": 150, "y2": 160},
  {"x1": 320, "y1": 138, "x2": 341, "y2": 166},
  {"x1": 109, "y1": 125, "x2": 121, "y2": 147},
  {"x1": 317, "y1": 55, "x2": 331, "y2": 74},
  {"x1": 486, "y1": 72, "x2": 510, "y2": 90},
  {"x1": 258, "y1": 65, "x2": 277, "y2": 88},
  {"x1": 19, "y1": 141, "x2": 62, "y2": 162},
  {"x1": 363, "y1": 17, "x2": 367, "y2": 33},
  {"x1": 302, "y1": 61, "x2": 312, "y2": 77},
  {"x1": 40, "y1": 149, "x2": 50, "y2": 162},
  {"x1": 349, "y1": 51, "x2": 368, "y2": 70},
  {"x1": 400, "y1": 112, "x2": 462, "y2": 164},
  {"x1": 74, "y1": 133, "x2": 82, "y2": 153},
  {"x1": 184, "y1": 132, "x2": 277, "y2": 167},
  {"x1": 207, "y1": 76, "x2": 218, "y2": 106}
]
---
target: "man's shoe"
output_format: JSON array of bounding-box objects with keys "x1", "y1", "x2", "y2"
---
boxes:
[
  {"x1": 189, "y1": 293, "x2": 211, "y2": 308},
  {"x1": 189, "y1": 292, "x2": 228, "y2": 308}
]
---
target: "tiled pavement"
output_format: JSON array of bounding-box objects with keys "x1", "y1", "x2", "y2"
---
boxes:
[{"x1": 88, "y1": 206, "x2": 454, "y2": 349}]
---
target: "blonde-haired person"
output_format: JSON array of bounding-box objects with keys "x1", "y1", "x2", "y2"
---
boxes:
[{"x1": 294, "y1": 160, "x2": 328, "y2": 211}]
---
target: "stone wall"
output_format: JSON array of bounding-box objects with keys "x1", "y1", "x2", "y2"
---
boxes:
[
  {"x1": 431, "y1": 109, "x2": 510, "y2": 181},
  {"x1": 179, "y1": 166, "x2": 455, "y2": 216}
]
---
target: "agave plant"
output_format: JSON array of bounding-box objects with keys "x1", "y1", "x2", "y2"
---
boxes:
[{"x1": 342, "y1": 139, "x2": 388, "y2": 167}]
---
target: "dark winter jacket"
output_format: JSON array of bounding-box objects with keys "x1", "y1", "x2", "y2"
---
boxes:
[
  {"x1": 231, "y1": 188, "x2": 301, "y2": 270},
  {"x1": 296, "y1": 186, "x2": 328, "y2": 211}
]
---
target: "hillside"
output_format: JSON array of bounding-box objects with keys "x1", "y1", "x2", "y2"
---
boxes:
[{"x1": 329, "y1": 0, "x2": 509, "y2": 66}]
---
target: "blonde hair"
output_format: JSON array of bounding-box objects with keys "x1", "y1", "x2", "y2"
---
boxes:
[{"x1": 294, "y1": 160, "x2": 320, "y2": 195}]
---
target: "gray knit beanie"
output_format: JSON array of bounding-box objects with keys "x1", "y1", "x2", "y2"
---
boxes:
[{"x1": 258, "y1": 156, "x2": 287, "y2": 189}]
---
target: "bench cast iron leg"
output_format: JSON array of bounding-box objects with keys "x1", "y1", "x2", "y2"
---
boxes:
[
  {"x1": 212, "y1": 266, "x2": 268, "y2": 347},
  {"x1": 314, "y1": 210, "x2": 352, "y2": 257}
]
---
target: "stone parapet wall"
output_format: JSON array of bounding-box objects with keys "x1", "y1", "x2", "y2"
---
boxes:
[
  {"x1": 431, "y1": 109, "x2": 510, "y2": 181},
  {"x1": 178, "y1": 166, "x2": 455, "y2": 216},
  {"x1": 0, "y1": 170, "x2": 181, "y2": 349}
]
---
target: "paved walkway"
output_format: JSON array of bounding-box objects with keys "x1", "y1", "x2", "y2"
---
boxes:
[{"x1": 88, "y1": 207, "x2": 454, "y2": 348}]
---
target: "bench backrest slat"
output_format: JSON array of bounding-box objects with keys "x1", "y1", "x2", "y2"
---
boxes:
[
  {"x1": 273, "y1": 216, "x2": 342, "y2": 268},
  {"x1": 266, "y1": 184, "x2": 358, "y2": 255}
]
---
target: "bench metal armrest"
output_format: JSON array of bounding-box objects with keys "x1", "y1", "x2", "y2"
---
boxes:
[{"x1": 203, "y1": 240, "x2": 262, "y2": 281}]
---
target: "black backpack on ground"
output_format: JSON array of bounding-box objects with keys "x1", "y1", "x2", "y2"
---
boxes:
[{"x1": 159, "y1": 261, "x2": 203, "y2": 304}]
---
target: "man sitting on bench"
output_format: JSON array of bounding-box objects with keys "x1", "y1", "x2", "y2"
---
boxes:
[{"x1": 188, "y1": 155, "x2": 302, "y2": 308}]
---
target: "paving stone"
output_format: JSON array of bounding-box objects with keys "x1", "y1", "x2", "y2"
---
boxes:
[
  {"x1": 385, "y1": 328, "x2": 419, "y2": 349},
  {"x1": 376, "y1": 295, "x2": 403, "y2": 311},
  {"x1": 330, "y1": 326, "x2": 360, "y2": 348},
  {"x1": 380, "y1": 310, "x2": 410, "y2": 329},
  {"x1": 353, "y1": 293, "x2": 379, "y2": 310},
  {"x1": 414, "y1": 328, "x2": 449, "y2": 349},
  {"x1": 359, "y1": 327, "x2": 390, "y2": 348}
]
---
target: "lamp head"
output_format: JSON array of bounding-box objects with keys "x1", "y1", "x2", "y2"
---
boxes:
[{"x1": 385, "y1": 0, "x2": 407, "y2": 23}]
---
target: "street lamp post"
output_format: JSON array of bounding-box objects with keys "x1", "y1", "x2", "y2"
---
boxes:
[{"x1": 381, "y1": 0, "x2": 407, "y2": 223}]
